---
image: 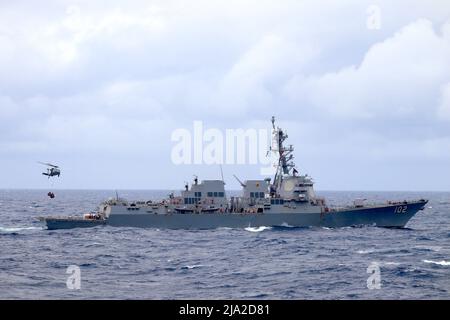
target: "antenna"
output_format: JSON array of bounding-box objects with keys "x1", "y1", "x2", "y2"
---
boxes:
[
  {"x1": 220, "y1": 165, "x2": 225, "y2": 185},
  {"x1": 115, "y1": 190, "x2": 119, "y2": 201},
  {"x1": 233, "y1": 174, "x2": 246, "y2": 188}
]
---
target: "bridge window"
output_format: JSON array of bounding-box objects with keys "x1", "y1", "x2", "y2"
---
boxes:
[
  {"x1": 218, "y1": 192, "x2": 224, "y2": 197},
  {"x1": 250, "y1": 192, "x2": 254, "y2": 198},
  {"x1": 207, "y1": 192, "x2": 213, "y2": 197},
  {"x1": 214, "y1": 192, "x2": 218, "y2": 197},
  {"x1": 259, "y1": 192, "x2": 265, "y2": 198}
]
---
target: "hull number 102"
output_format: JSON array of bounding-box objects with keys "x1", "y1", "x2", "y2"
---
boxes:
[{"x1": 394, "y1": 205, "x2": 407, "y2": 214}]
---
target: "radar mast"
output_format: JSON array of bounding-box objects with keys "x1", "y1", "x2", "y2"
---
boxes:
[{"x1": 269, "y1": 116, "x2": 297, "y2": 195}]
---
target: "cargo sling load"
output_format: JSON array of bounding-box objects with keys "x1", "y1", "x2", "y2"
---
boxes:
[{"x1": 39, "y1": 117, "x2": 428, "y2": 230}]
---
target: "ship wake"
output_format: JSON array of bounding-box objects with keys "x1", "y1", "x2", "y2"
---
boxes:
[
  {"x1": 0, "y1": 226, "x2": 44, "y2": 233},
  {"x1": 245, "y1": 226, "x2": 272, "y2": 233}
]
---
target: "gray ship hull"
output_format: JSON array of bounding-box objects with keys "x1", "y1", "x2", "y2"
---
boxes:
[
  {"x1": 42, "y1": 200, "x2": 427, "y2": 230},
  {"x1": 44, "y1": 218, "x2": 106, "y2": 230}
]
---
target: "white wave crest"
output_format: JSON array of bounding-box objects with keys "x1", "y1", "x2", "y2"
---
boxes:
[
  {"x1": 423, "y1": 260, "x2": 450, "y2": 266},
  {"x1": 182, "y1": 264, "x2": 204, "y2": 269},
  {"x1": 357, "y1": 249, "x2": 375, "y2": 254},
  {"x1": 0, "y1": 226, "x2": 43, "y2": 233},
  {"x1": 280, "y1": 222, "x2": 295, "y2": 228},
  {"x1": 245, "y1": 226, "x2": 272, "y2": 233}
]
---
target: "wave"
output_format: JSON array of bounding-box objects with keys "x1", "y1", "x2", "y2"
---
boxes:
[
  {"x1": 0, "y1": 226, "x2": 43, "y2": 233},
  {"x1": 215, "y1": 227, "x2": 233, "y2": 230},
  {"x1": 181, "y1": 264, "x2": 205, "y2": 270},
  {"x1": 357, "y1": 249, "x2": 375, "y2": 254},
  {"x1": 414, "y1": 246, "x2": 442, "y2": 252},
  {"x1": 244, "y1": 226, "x2": 272, "y2": 233},
  {"x1": 382, "y1": 262, "x2": 401, "y2": 266},
  {"x1": 423, "y1": 260, "x2": 450, "y2": 266},
  {"x1": 85, "y1": 242, "x2": 104, "y2": 248},
  {"x1": 238, "y1": 292, "x2": 272, "y2": 299},
  {"x1": 280, "y1": 222, "x2": 295, "y2": 228}
]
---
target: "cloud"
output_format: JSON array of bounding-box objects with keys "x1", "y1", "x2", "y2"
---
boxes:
[
  {"x1": 437, "y1": 82, "x2": 450, "y2": 121},
  {"x1": 212, "y1": 34, "x2": 317, "y2": 116},
  {"x1": 1, "y1": 1, "x2": 450, "y2": 189},
  {"x1": 283, "y1": 19, "x2": 450, "y2": 121}
]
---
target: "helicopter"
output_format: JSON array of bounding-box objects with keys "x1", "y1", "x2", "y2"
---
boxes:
[{"x1": 38, "y1": 162, "x2": 61, "y2": 178}]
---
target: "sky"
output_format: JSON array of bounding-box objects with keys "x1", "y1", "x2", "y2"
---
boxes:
[{"x1": 0, "y1": 0, "x2": 450, "y2": 191}]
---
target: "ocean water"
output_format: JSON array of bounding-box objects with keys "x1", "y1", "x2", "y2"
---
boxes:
[{"x1": 0, "y1": 189, "x2": 449, "y2": 300}]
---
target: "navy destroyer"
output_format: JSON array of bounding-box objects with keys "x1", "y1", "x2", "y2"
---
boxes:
[{"x1": 39, "y1": 117, "x2": 428, "y2": 230}]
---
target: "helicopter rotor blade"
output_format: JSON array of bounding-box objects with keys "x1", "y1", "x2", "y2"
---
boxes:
[{"x1": 37, "y1": 161, "x2": 59, "y2": 168}]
